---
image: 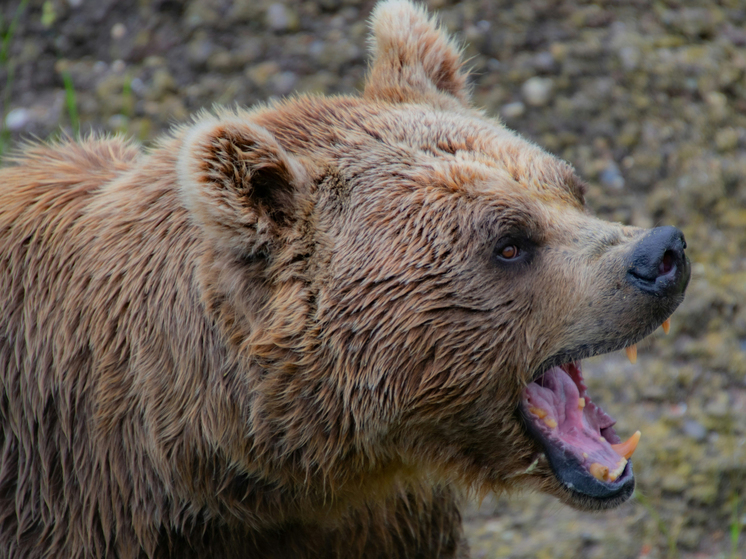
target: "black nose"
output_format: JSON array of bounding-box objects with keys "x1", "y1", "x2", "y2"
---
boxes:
[{"x1": 626, "y1": 226, "x2": 690, "y2": 297}]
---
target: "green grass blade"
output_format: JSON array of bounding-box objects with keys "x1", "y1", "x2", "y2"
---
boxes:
[
  {"x1": 0, "y1": 0, "x2": 30, "y2": 162},
  {"x1": 62, "y1": 70, "x2": 79, "y2": 136},
  {"x1": 1, "y1": 0, "x2": 29, "y2": 64},
  {"x1": 731, "y1": 494, "x2": 741, "y2": 559}
]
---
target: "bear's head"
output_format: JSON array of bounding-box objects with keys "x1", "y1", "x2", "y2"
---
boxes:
[{"x1": 177, "y1": 0, "x2": 689, "y2": 512}]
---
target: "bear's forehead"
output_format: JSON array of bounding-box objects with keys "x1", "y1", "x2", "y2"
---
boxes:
[{"x1": 256, "y1": 96, "x2": 586, "y2": 208}]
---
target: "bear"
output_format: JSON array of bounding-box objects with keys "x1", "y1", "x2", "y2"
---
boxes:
[{"x1": 0, "y1": 1, "x2": 689, "y2": 558}]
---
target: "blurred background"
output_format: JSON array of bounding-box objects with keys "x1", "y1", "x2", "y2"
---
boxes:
[{"x1": 1, "y1": 0, "x2": 745, "y2": 557}]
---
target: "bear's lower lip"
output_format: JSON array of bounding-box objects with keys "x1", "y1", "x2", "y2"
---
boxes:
[{"x1": 520, "y1": 362, "x2": 637, "y2": 500}]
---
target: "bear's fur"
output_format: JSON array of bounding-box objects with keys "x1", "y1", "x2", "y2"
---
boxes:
[{"x1": 0, "y1": 2, "x2": 687, "y2": 558}]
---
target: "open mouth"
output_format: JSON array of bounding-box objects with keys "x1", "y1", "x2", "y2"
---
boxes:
[{"x1": 518, "y1": 320, "x2": 670, "y2": 501}]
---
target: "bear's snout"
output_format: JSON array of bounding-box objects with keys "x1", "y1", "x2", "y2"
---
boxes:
[{"x1": 626, "y1": 226, "x2": 690, "y2": 297}]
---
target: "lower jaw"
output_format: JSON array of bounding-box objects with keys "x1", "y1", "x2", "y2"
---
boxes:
[
  {"x1": 541, "y1": 437, "x2": 636, "y2": 503},
  {"x1": 520, "y1": 362, "x2": 639, "y2": 503}
]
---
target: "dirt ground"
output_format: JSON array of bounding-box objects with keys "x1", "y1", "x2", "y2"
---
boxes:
[{"x1": 2, "y1": 0, "x2": 746, "y2": 557}]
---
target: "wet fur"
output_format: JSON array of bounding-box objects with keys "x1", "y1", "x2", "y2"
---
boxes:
[{"x1": 0, "y1": 2, "x2": 678, "y2": 557}]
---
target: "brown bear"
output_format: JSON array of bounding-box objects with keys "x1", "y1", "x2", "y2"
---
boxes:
[{"x1": 0, "y1": 1, "x2": 689, "y2": 558}]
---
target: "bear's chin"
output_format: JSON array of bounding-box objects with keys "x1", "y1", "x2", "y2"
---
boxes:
[
  {"x1": 519, "y1": 361, "x2": 638, "y2": 509},
  {"x1": 546, "y1": 467, "x2": 636, "y2": 512}
]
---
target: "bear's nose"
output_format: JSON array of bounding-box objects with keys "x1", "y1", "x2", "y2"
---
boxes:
[{"x1": 626, "y1": 226, "x2": 690, "y2": 297}]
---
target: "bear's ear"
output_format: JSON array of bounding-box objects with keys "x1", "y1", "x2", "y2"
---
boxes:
[
  {"x1": 364, "y1": 0, "x2": 470, "y2": 107},
  {"x1": 178, "y1": 116, "x2": 309, "y2": 257}
]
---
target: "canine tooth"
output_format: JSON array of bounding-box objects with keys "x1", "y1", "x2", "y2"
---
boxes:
[
  {"x1": 529, "y1": 406, "x2": 548, "y2": 419},
  {"x1": 590, "y1": 463, "x2": 609, "y2": 482},
  {"x1": 582, "y1": 452, "x2": 588, "y2": 459},
  {"x1": 578, "y1": 397, "x2": 585, "y2": 409},
  {"x1": 625, "y1": 344, "x2": 637, "y2": 364},
  {"x1": 608, "y1": 458, "x2": 627, "y2": 482},
  {"x1": 662, "y1": 318, "x2": 671, "y2": 334},
  {"x1": 544, "y1": 418, "x2": 558, "y2": 429},
  {"x1": 610, "y1": 430, "x2": 641, "y2": 460}
]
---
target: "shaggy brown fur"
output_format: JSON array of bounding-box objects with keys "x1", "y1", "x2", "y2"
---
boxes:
[{"x1": 0, "y1": 2, "x2": 687, "y2": 558}]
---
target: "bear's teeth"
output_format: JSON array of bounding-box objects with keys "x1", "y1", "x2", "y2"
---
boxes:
[
  {"x1": 610, "y1": 430, "x2": 641, "y2": 460},
  {"x1": 577, "y1": 397, "x2": 585, "y2": 409},
  {"x1": 607, "y1": 458, "x2": 627, "y2": 482},
  {"x1": 589, "y1": 457, "x2": 627, "y2": 482},
  {"x1": 529, "y1": 406, "x2": 548, "y2": 419},
  {"x1": 625, "y1": 344, "x2": 637, "y2": 364},
  {"x1": 590, "y1": 462, "x2": 609, "y2": 481},
  {"x1": 528, "y1": 406, "x2": 557, "y2": 429},
  {"x1": 662, "y1": 318, "x2": 671, "y2": 334}
]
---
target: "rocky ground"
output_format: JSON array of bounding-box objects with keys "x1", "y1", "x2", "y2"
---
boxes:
[{"x1": 2, "y1": 0, "x2": 745, "y2": 557}]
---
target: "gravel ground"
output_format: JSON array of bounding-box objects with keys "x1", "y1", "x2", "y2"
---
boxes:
[{"x1": 2, "y1": 0, "x2": 746, "y2": 557}]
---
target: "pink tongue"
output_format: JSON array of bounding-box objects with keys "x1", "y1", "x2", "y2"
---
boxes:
[{"x1": 525, "y1": 367, "x2": 622, "y2": 471}]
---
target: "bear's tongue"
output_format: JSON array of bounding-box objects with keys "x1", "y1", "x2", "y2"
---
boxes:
[{"x1": 522, "y1": 362, "x2": 640, "y2": 483}]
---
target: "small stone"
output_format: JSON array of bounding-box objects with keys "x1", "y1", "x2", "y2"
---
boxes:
[
  {"x1": 229, "y1": 2, "x2": 264, "y2": 23},
  {"x1": 550, "y1": 42, "x2": 568, "y2": 62},
  {"x1": 308, "y1": 40, "x2": 326, "y2": 62},
  {"x1": 705, "y1": 392, "x2": 730, "y2": 419},
  {"x1": 271, "y1": 71, "x2": 297, "y2": 96},
  {"x1": 55, "y1": 59, "x2": 70, "y2": 74},
  {"x1": 618, "y1": 46, "x2": 640, "y2": 71},
  {"x1": 231, "y1": 38, "x2": 263, "y2": 67},
  {"x1": 185, "y1": 0, "x2": 220, "y2": 27},
  {"x1": 501, "y1": 101, "x2": 525, "y2": 119},
  {"x1": 618, "y1": 122, "x2": 639, "y2": 148},
  {"x1": 144, "y1": 56, "x2": 166, "y2": 68},
  {"x1": 207, "y1": 50, "x2": 234, "y2": 72},
  {"x1": 682, "y1": 419, "x2": 707, "y2": 442},
  {"x1": 715, "y1": 127, "x2": 739, "y2": 152},
  {"x1": 600, "y1": 161, "x2": 624, "y2": 190},
  {"x1": 108, "y1": 114, "x2": 128, "y2": 131},
  {"x1": 247, "y1": 62, "x2": 281, "y2": 87},
  {"x1": 482, "y1": 519, "x2": 504, "y2": 533},
  {"x1": 522, "y1": 77, "x2": 554, "y2": 107},
  {"x1": 150, "y1": 69, "x2": 177, "y2": 98},
  {"x1": 129, "y1": 77, "x2": 145, "y2": 96},
  {"x1": 295, "y1": 71, "x2": 335, "y2": 95},
  {"x1": 5, "y1": 108, "x2": 31, "y2": 131},
  {"x1": 187, "y1": 35, "x2": 215, "y2": 68},
  {"x1": 486, "y1": 58, "x2": 502, "y2": 72},
  {"x1": 661, "y1": 473, "x2": 687, "y2": 493},
  {"x1": 110, "y1": 23, "x2": 126, "y2": 40},
  {"x1": 705, "y1": 91, "x2": 728, "y2": 121},
  {"x1": 533, "y1": 51, "x2": 556, "y2": 72},
  {"x1": 266, "y1": 4, "x2": 299, "y2": 33}
]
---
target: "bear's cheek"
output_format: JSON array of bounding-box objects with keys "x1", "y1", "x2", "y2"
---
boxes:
[{"x1": 513, "y1": 238, "x2": 671, "y2": 365}]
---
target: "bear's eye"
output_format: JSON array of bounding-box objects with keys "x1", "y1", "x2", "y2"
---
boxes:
[
  {"x1": 499, "y1": 245, "x2": 519, "y2": 260},
  {"x1": 493, "y1": 236, "x2": 534, "y2": 266}
]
